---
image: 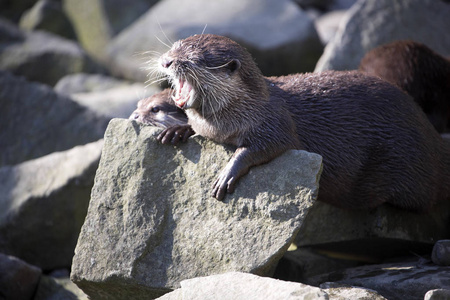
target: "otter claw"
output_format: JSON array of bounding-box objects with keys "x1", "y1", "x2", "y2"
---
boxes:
[
  {"x1": 212, "y1": 171, "x2": 237, "y2": 201},
  {"x1": 157, "y1": 125, "x2": 194, "y2": 145}
]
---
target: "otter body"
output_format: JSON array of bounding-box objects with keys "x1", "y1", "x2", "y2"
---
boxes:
[
  {"x1": 129, "y1": 88, "x2": 189, "y2": 128},
  {"x1": 359, "y1": 40, "x2": 450, "y2": 133},
  {"x1": 157, "y1": 34, "x2": 450, "y2": 211}
]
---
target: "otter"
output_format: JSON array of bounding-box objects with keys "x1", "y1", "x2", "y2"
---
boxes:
[
  {"x1": 359, "y1": 40, "x2": 450, "y2": 133},
  {"x1": 156, "y1": 34, "x2": 450, "y2": 211},
  {"x1": 129, "y1": 88, "x2": 190, "y2": 131}
]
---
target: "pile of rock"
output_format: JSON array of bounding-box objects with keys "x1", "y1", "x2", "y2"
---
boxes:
[{"x1": 1, "y1": 0, "x2": 450, "y2": 299}]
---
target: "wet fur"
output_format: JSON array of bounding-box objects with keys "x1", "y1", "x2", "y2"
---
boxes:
[
  {"x1": 158, "y1": 34, "x2": 450, "y2": 211},
  {"x1": 359, "y1": 40, "x2": 450, "y2": 133}
]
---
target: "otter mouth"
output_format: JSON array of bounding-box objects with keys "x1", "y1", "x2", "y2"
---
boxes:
[{"x1": 172, "y1": 79, "x2": 193, "y2": 109}]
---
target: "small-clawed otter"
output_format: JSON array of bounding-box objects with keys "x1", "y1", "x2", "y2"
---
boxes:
[
  {"x1": 156, "y1": 34, "x2": 450, "y2": 211},
  {"x1": 129, "y1": 88, "x2": 190, "y2": 130},
  {"x1": 359, "y1": 40, "x2": 450, "y2": 133}
]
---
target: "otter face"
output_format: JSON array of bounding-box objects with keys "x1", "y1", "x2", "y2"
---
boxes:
[
  {"x1": 158, "y1": 34, "x2": 244, "y2": 116},
  {"x1": 129, "y1": 89, "x2": 188, "y2": 128}
]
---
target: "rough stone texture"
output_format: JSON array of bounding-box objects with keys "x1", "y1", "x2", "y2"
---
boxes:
[
  {"x1": 432, "y1": 240, "x2": 450, "y2": 266},
  {"x1": 311, "y1": 258, "x2": 450, "y2": 300},
  {"x1": 295, "y1": 198, "x2": 450, "y2": 260},
  {"x1": 35, "y1": 276, "x2": 89, "y2": 300},
  {"x1": 315, "y1": 0, "x2": 450, "y2": 72},
  {"x1": 106, "y1": 0, "x2": 323, "y2": 81},
  {"x1": 0, "y1": 253, "x2": 42, "y2": 300},
  {"x1": 159, "y1": 272, "x2": 328, "y2": 300},
  {"x1": 0, "y1": 18, "x2": 104, "y2": 86},
  {"x1": 62, "y1": 0, "x2": 159, "y2": 60},
  {"x1": 71, "y1": 119, "x2": 322, "y2": 300},
  {"x1": 19, "y1": 0, "x2": 77, "y2": 40},
  {"x1": 157, "y1": 272, "x2": 387, "y2": 300},
  {"x1": 424, "y1": 289, "x2": 450, "y2": 300},
  {"x1": 320, "y1": 282, "x2": 387, "y2": 300},
  {"x1": 0, "y1": 140, "x2": 103, "y2": 270},
  {"x1": 0, "y1": 70, "x2": 109, "y2": 167}
]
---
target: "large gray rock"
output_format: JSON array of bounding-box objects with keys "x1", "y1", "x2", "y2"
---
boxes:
[
  {"x1": 71, "y1": 119, "x2": 322, "y2": 299},
  {"x1": 0, "y1": 253, "x2": 42, "y2": 300},
  {"x1": 106, "y1": 0, "x2": 323, "y2": 81},
  {"x1": 0, "y1": 18, "x2": 104, "y2": 86},
  {"x1": 55, "y1": 73, "x2": 134, "y2": 94},
  {"x1": 69, "y1": 84, "x2": 160, "y2": 119},
  {"x1": 35, "y1": 275, "x2": 89, "y2": 300},
  {"x1": 0, "y1": 70, "x2": 109, "y2": 167},
  {"x1": 294, "y1": 198, "x2": 450, "y2": 260},
  {"x1": 62, "y1": 0, "x2": 159, "y2": 59},
  {"x1": 55, "y1": 73, "x2": 161, "y2": 119},
  {"x1": 311, "y1": 258, "x2": 450, "y2": 300},
  {"x1": 19, "y1": 0, "x2": 77, "y2": 40},
  {"x1": 158, "y1": 272, "x2": 328, "y2": 300},
  {"x1": 158, "y1": 272, "x2": 387, "y2": 300},
  {"x1": 315, "y1": 0, "x2": 450, "y2": 72},
  {"x1": 0, "y1": 140, "x2": 103, "y2": 270}
]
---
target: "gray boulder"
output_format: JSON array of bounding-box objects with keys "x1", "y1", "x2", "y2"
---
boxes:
[
  {"x1": 69, "y1": 83, "x2": 161, "y2": 119},
  {"x1": 0, "y1": 253, "x2": 42, "y2": 300},
  {"x1": 311, "y1": 257, "x2": 450, "y2": 300},
  {"x1": 432, "y1": 240, "x2": 450, "y2": 266},
  {"x1": 424, "y1": 289, "x2": 450, "y2": 300},
  {"x1": 315, "y1": 0, "x2": 450, "y2": 72},
  {"x1": 0, "y1": 70, "x2": 109, "y2": 167},
  {"x1": 0, "y1": 139, "x2": 103, "y2": 270},
  {"x1": 19, "y1": 0, "x2": 77, "y2": 40},
  {"x1": 106, "y1": 0, "x2": 323, "y2": 81},
  {"x1": 294, "y1": 199, "x2": 450, "y2": 260},
  {"x1": 0, "y1": 18, "x2": 104, "y2": 86},
  {"x1": 55, "y1": 73, "x2": 162, "y2": 119},
  {"x1": 35, "y1": 275, "x2": 89, "y2": 300},
  {"x1": 71, "y1": 119, "x2": 322, "y2": 299},
  {"x1": 55, "y1": 73, "x2": 134, "y2": 94},
  {"x1": 157, "y1": 272, "x2": 328, "y2": 300},
  {"x1": 62, "y1": 0, "x2": 159, "y2": 59}
]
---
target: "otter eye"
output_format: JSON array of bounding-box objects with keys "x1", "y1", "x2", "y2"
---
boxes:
[{"x1": 151, "y1": 107, "x2": 160, "y2": 113}]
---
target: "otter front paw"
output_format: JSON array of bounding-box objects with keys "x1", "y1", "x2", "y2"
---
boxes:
[
  {"x1": 212, "y1": 167, "x2": 238, "y2": 201},
  {"x1": 157, "y1": 124, "x2": 194, "y2": 145}
]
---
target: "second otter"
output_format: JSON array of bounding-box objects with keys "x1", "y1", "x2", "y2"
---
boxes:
[
  {"x1": 157, "y1": 34, "x2": 450, "y2": 212},
  {"x1": 359, "y1": 40, "x2": 450, "y2": 133}
]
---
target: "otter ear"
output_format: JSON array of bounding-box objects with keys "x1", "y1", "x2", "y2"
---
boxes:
[{"x1": 228, "y1": 59, "x2": 241, "y2": 73}]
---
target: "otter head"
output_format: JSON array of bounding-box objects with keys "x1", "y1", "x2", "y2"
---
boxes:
[
  {"x1": 158, "y1": 34, "x2": 268, "y2": 117},
  {"x1": 129, "y1": 89, "x2": 188, "y2": 128}
]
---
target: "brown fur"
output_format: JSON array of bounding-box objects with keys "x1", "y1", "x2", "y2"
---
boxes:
[
  {"x1": 157, "y1": 34, "x2": 450, "y2": 211},
  {"x1": 129, "y1": 88, "x2": 188, "y2": 128},
  {"x1": 359, "y1": 40, "x2": 450, "y2": 133}
]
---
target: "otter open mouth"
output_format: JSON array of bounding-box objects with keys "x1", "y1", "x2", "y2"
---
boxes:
[{"x1": 172, "y1": 79, "x2": 193, "y2": 109}]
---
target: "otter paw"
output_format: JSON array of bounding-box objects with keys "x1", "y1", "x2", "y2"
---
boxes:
[
  {"x1": 157, "y1": 125, "x2": 194, "y2": 145},
  {"x1": 212, "y1": 169, "x2": 237, "y2": 201}
]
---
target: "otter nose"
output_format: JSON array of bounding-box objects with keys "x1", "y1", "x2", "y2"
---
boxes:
[
  {"x1": 161, "y1": 56, "x2": 173, "y2": 68},
  {"x1": 129, "y1": 112, "x2": 139, "y2": 120}
]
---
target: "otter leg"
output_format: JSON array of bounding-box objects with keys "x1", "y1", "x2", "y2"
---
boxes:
[
  {"x1": 157, "y1": 124, "x2": 195, "y2": 145},
  {"x1": 212, "y1": 146, "x2": 285, "y2": 200}
]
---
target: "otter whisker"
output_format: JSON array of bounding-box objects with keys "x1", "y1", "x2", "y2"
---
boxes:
[{"x1": 205, "y1": 60, "x2": 236, "y2": 70}]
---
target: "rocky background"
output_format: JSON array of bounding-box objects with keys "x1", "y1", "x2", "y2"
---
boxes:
[{"x1": 1, "y1": 0, "x2": 450, "y2": 299}]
